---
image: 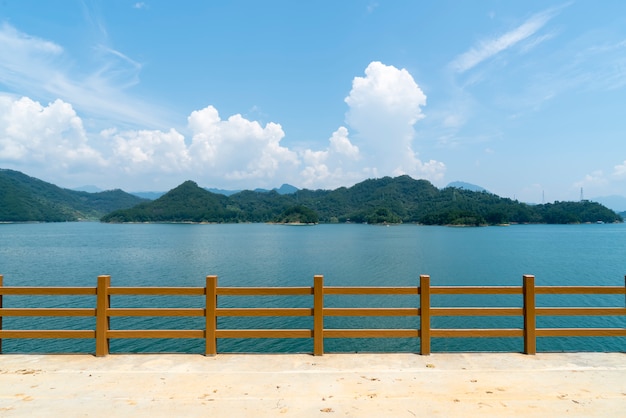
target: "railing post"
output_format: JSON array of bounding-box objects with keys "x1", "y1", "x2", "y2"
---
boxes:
[
  {"x1": 420, "y1": 275, "x2": 431, "y2": 355},
  {"x1": 313, "y1": 275, "x2": 324, "y2": 356},
  {"x1": 0, "y1": 274, "x2": 3, "y2": 354},
  {"x1": 206, "y1": 275, "x2": 218, "y2": 356},
  {"x1": 96, "y1": 275, "x2": 111, "y2": 357},
  {"x1": 523, "y1": 274, "x2": 536, "y2": 355}
]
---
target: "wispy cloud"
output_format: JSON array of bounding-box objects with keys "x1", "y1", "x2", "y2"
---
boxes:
[
  {"x1": 0, "y1": 23, "x2": 63, "y2": 55},
  {"x1": 366, "y1": 2, "x2": 379, "y2": 14},
  {"x1": 0, "y1": 22, "x2": 172, "y2": 130},
  {"x1": 451, "y1": 5, "x2": 567, "y2": 73}
]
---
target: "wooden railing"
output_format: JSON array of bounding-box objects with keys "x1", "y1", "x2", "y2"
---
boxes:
[{"x1": 0, "y1": 274, "x2": 624, "y2": 356}]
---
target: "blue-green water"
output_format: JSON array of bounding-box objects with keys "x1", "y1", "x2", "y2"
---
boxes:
[{"x1": 1, "y1": 222, "x2": 624, "y2": 353}]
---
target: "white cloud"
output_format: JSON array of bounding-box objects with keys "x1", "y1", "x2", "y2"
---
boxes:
[
  {"x1": 1, "y1": 61, "x2": 444, "y2": 191},
  {"x1": 0, "y1": 95, "x2": 104, "y2": 174},
  {"x1": 299, "y1": 127, "x2": 363, "y2": 189},
  {"x1": 571, "y1": 170, "x2": 621, "y2": 200},
  {"x1": 280, "y1": 61, "x2": 447, "y2": 188},
  {"x1": 574, "y1": 171, "x2": 607, "y2": 189},
  {"x1": 414, "y1": 160, "x2": 446, "y2": 181},
  {"x1": 103, "y1": 128, "x2": 190, "y2": 173},
  {"x1": 519, "y1": 32, "x2": 556, "y2": 54},
  {"x1": 0, "y1": 22, "x2": 63, "y2": 56},
  {"x1": 188, "y1": 106, "x2": 299, "y2": 183},
  {"x1": 0, "y1": 23, "x2": 170, "y2": 130},
  {"x1": 451, "y1": 5, "x2": 565, "y2": 73},
  {"x1": 0, "y1": 96, "x2": 110, "y2": 189},
  {"x1": 0, "y1": 95, "x2": 302, "y2": 189},
  {"x1": 613, "y1": 161, "x2": 626, "y2": 178},
  {"x1": 343, "y1": 61, "x2": 445, "y2": 181},
  {"x1": 346, "y1": 61, "x2": 426, "y2": 127},
  {"x1": 329, "y1": 126, "x2": 359, "y2": 159},
  {"x1": 565, "y1": 164, "x2": 626, "y2": 201}
]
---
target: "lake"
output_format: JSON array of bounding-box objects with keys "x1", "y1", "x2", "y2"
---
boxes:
[{"x1": 1, "y1": 222, "x2": 624, "y2": 353}]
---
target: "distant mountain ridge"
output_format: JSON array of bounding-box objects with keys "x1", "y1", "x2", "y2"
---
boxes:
[
  {"x1": 446, "y1": 181, "x2": 488, "y2": 193},
  {"x1": 0, "y1": 169, "x2": 146, "y2": 222},
  {"x1": 72, "y1": 185, "x2": 103, "y2": 193},
  {"x1": 131, "y1": 191, "x2": 166, "y2": 200},
  {"x1": 132, "y1": 183, "x2": 299, "y2": 200},
  {"x1": 102, "y1": 175, "x2": 622, "y2": 225},
  {"x1": 208, "y1": 183, "x2": 299, "y2": 196},
  {"x1": 3, "y1": 168, "x2": 622, "y2": 225}
]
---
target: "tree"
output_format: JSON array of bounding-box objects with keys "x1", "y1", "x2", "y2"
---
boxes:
[{"x1": 274, "y1": 205, "x2": 319, "y2": 224}]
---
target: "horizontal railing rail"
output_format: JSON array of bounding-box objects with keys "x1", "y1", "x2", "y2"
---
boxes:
[{"x1": 0, "y1": 274, "x2": 624, "y2": 356}]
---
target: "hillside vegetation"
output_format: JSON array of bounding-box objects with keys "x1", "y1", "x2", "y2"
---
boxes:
[
  {"x1": 0, "y1": 169, "x2": 146, "y2": 221},
  {"x1": 101, "y1": 175, "x2": 622, "y2": 225}
]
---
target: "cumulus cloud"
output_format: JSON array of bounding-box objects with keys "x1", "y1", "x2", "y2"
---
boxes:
[
  {"x1": 91, "y1": 105, "x2": 300, "y2": 189},
  {"x1": 299, "y1": 127, "x2": 363, "y2": 189},
  {"x1": 103, "y1": 128, "x2": 190, "y2": 173},
  {"x1": 343, "y1": 61, "x2": 444, "y2": 181},
  {"x1": 188, "y1": 106, "x2": 299, "y2": 183},
  {"x1": 0, "y1": 96, "x2": 104, "y2": 173},
  {"x1": 0, "y1": 61, "x2": 444, "y2": 191},
  {"x1": 346, "y1": 61, "x2": 426, "y2": 128},
  {"x1": 329, "y1": 126, "x2": 360, "y2": 159}
]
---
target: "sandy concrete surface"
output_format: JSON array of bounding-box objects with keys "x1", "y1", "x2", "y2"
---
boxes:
[{"x1": 0, "y1": 352, "x2": 624, "y2": 417}]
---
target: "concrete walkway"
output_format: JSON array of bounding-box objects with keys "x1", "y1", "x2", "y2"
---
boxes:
[{"x1": 0, "y1": 353, "x2": 624, "y2": 417}]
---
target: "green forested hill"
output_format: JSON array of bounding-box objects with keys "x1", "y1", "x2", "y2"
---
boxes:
[
  {"x1": 0, "y1": 169, "x2": 146, "y2": 221},
  {"x1": 101, "y1": 175, "x2": 623, "y2": 225},
  {"x1": 102, "y1": 180, "x2": 231, "y2": 223},
  {"x1": 2, "y1": 168, "x2": 620, "y2": 224}
]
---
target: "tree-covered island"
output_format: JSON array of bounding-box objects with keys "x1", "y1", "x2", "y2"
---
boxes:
[{"x1": 100, "y1": 175, "x2": 622, "y2": 225}]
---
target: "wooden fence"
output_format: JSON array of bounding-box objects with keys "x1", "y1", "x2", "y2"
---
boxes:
[{"x1": 0, "y1": 274, "x2": 624, "y2": 356}]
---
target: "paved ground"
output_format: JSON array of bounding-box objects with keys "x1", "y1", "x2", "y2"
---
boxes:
[{"x1": 0, "y1": 352, "x2": 624, "y2": 417}]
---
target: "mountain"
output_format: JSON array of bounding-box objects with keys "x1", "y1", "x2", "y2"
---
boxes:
[
  {"x1": 0, "y1": 169, "x2": 147, "y2": 222},
  {"x1": 207, "y1": 183, "x2": 299, "y2": 196},
  {"x1": 4, "y1": 168, "x2": 619, "y2": 225},
  {"x1": 103, "y1": 181, "x2": 231, "y2": 223},
  {"x1": 261, "y1": 183, "x2": 298, "y2": 194},
  {"x1": 446, "y1": 181, "x2": 488, "y2": 193},
  {"x1": 101, "y1": 175, "x2": 623, "y2": 225},
  {"x1": 205, "y1": 187, "x2": 241, "y2": 196},
  {"x1": 72, "y1": 185, "x2": 102, "y2": 193},
  {"x1": 129, "y1": 184, "x2": 300, "y2": 200},
  {"x1": 131, "y1": 191, "x2": 165, "y2": 200}
]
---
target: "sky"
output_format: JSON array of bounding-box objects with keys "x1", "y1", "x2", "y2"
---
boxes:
[{"x1": 1, "y1": 1, "x2": 625, "y2": 204}]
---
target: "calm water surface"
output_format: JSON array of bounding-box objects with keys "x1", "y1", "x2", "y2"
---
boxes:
[{"x1": 1, "y1": 222, "x2": 624, "y2": 353}]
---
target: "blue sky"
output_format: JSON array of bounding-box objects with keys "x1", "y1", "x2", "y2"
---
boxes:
[{"x1": 1, "y1": 1, "x2": 625, "y2": 205}]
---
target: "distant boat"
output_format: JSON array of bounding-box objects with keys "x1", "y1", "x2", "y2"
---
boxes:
[{"x1": 597, "y1": 220, "x2": 605, "y2": 224}]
